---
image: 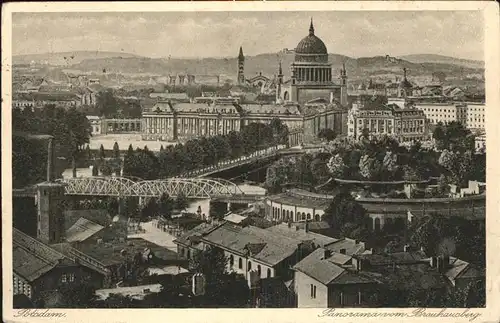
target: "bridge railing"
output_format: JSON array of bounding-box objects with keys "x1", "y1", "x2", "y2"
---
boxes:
[{"x1": 181, "y1": 145, "x2": 287, "y2": 178}]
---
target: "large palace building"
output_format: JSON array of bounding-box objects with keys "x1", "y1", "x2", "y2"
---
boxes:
[{"x1": 141, "y1": 20, "x2": 348, "y2": 144}]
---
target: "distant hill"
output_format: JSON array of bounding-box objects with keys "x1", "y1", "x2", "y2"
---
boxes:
[
  {"x1": 398, "y1": 54, "x2": 484, "y2": 69},
  {"x1": 13, "y1": 51, "x2": 144, "y2": 66},
  {"x1": 63, "y1": 52, "x2": 483, "y2": 83}
]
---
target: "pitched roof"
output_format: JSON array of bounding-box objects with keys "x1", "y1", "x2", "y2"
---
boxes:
[
  {"x1": 354, "y1": 252, "x2": 449, "y2": 291},
  {"x1": 173, "y1": 222, "x2": 221, "y2": 247},
  {"x1": 325, "y1": 238, "x2": 367, "y2": 255},
  {"x1": 66, "y1": 217, "x2": 105, "y2": 243},
  {"x1": 13, "y1": 228, "x2": 67, "y2": 282},
  {"x1": 294, "y1": 249, "x2": 342, "y2": 284},
  {"x1": 266, "y1": 223, "x2": 338, "y2": 248},
  {"x1": 201, "y1": 223, "x2": 301, "y2": 266},
  {"x1": 223, "y1": 213, "x2": 248, "y2": 224}
]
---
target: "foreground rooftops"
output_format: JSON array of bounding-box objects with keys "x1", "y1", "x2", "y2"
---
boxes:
[
  {"x1": 295, "y1": 248, "x2": 483, "y2": 290},
  {"x1": 13, "y1": 228, "x2": 68, "y2": 282},
  {"x1": 200, "y1": 223, "x2": 302, "y2": 266}
]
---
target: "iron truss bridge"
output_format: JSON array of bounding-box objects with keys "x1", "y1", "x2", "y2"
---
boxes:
[{"x1": 56, "y1": 176, "x2": 245, "y2": 198}]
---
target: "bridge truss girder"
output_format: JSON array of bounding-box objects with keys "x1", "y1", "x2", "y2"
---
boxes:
[{"x1": 57, "y1": 177, "x2": 244, "y2": 198}]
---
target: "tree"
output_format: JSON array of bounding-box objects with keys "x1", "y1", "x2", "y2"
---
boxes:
[
  {"x1": 86, "y1": 145, "x2": 92, "y2": 160},
  {"x1": 175, "y1": 192, "x2": 189, "y2": 211},
  {"x1": 113, "y1": 141, "x2": 120, "y2": 159},
  {"x1": 96, "y1": 89, "x2": 120, "y2": 117},
  {"x1": 123, "y1": 144, "x2": 135, "y2": 176},
  {"x1": 327, "y1": 154, "x2": 346, "y2": 178},
  {"x1": 318, "y1": 128, "x2": 336, "y2": 142},
  {"x1": 92, "y1": 164, "x2": 99, "y2": 176},
  {"x1": 158, "y1": 193, "x2": 174, "y2": 220},
  {"x1": 269, "y1": 117, "x2": 289, "y2": 146},
  {"x1": 99, "y1": 144, "x2": 106, "y2": 159},
  {"x1": 57, "y1": 281, "x2": 97, "y2": 308},
  {"x1": 322, "y1": 191, "x2": 368, "y2": 236},
  {"x1": 100, "y1": 163, "x2": 112, "y2": 176}
]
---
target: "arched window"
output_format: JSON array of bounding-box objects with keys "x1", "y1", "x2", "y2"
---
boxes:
[
  {"x1": 267, "y1": 268, "x2": 272, "y2": 278},
  {"x1": 302, "y1": 213, "x2": 306, "y2": 221},
  {"x1": 307, "y1": 213, "x2": 311, "y2": 220},
  {"x1": 374, "y1": 218, "x2": 381, "y2": 231},
  {"x1": 238, "y1": 258, "x2": 243, "y2": 269},
  {"x1": 315, "y1": 214, "x2": 320, "y2": 221},
  {"x1": 248, "y1": 261, "x2": 252, "y2": 271},
  {"x1": 257, "y1": 265, "x2": 261, "y2": 276},
  {"x1": 290, "y1": 211, "x2": 294, "y2": 221},
  {"x1": 187, "y1": 249, "x2": 191, "y2": 259},
  {"x1": 229, "y1": 255, "x2": 234, "y2": 267},
  {"x1": 286, "y1": 210, "x2": 290, "y2": 219},
  {"x1": 284, "y1": 91, "x2": 289, "y2": 101}
]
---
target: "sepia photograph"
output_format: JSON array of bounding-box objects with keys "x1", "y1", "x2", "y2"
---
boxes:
[{"x1": 2, "y1": 2, "x2": 499, "y2": 320}]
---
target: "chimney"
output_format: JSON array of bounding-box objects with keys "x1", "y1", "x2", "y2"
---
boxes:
[
  {"x1": 430, "y1": 256, "x2": 437, "y2": 268},
  {"x1": 47, "y1": 138, "x2": 55, "y2": 182},
  {"x1": 436, "y1": 256, "x2": 444, "y2": 272},
  {"x1": 340, "y1": 248, "x2": 346, "y2": 255},
  {"x1": 324, "y1": 249, "x2": 332, "y2": 259},
  {"x1": 442, "y1": 255, "x2": 450, "y2": 271}
]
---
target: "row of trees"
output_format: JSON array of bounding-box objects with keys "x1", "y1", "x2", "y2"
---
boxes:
[
  {"x1": 123, "y1": 119, "x2": 289, "y2": 179},
  {"x1": 13, "y1": 105, "x2": 92, "y2": 187},
  {"x1": 433, "y1": 121, "x2": 476, "y2": 152}
]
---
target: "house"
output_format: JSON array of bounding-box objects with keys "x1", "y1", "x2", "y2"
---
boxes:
[
  {"x1": 293, "y1": 248, "x2": 378, "y2": 308},
  {"x1": 293, "y1": 248, "x2": 484, "y2": 308},
  {"x1": 13, "y1": 228, "x2": 107, "y2": 306},
  {"x1": 175, "y1": 222, "x2": 309, "y2": 281}
]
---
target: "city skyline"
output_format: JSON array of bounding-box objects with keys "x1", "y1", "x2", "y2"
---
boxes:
[{"x1": 13, "y1": 11, "x2": 484, "y2": 61}]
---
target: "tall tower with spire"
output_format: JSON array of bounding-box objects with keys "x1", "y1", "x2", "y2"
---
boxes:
[
  {"x1": 276, "y1": 60, "x2": 284, "y2": 103},
  {"x1": 237, "y1": 46, "x2": 245, "y2": 85},
  {"x1": 340, "y1": 62, "x2": 348, "y2": 106}
]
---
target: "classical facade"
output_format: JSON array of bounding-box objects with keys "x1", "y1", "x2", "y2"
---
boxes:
[
  {"x1": 347, "y1": 101, "x2": 428, "y2": 142},
  {"x1": 277, "y1": 20, "x2": 348, "y2": 106},
  {"x1": 141, "y1": 99, "x2": 304, "y2": 141}
]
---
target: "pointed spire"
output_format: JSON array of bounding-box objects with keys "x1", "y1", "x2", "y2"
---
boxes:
[
  {"x1": 238, "y1": 46, "x2": 244, "y2": 60},
  {"x1": 309, "y1": 17, "x2": 315, "y2": 36}
]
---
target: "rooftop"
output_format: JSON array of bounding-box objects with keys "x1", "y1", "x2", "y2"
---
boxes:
[
  {"x1": 65, "y1": 217, "x2": 105, "y2": 243},
  {"x1": 266, "y1": 223, "x2": 338, "y2": 248},
  {"x1": 293, "y1": 248, "x2": 375, "y2": 286},
  {"x1": 201, "y1": 223, "x2": 302, "y2": 266},
  {"x1": 75, "y1": 238, "x2": 178, "y2": 267},
  {"x1": 13, "y1": 228, "x2": 68, "y2": 282}
]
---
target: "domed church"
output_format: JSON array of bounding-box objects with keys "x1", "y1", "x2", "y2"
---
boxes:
[{"x1": 277, "y1": 19, "x2": 348, "y2": 106}]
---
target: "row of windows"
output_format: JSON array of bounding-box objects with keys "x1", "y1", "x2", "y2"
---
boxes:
[
  {"x1": 228, "y1": 255, "x2": 272, "y2": 277},
  {"x1": 61, "y1": 273, "x2": 75, "y2": 283},
  {"x1": 270, "y1": 207, "x2": 321, "y2": 222}
]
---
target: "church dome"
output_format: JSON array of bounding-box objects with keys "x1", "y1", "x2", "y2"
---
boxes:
[{"x1": 294, "y1": 20, "x2": 329, "y2": 63}]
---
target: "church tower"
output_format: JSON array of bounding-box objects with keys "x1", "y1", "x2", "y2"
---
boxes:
[
  {"x1": 340, "y1": 63, "x2": 348, "y2": 106},
  {"x1": 276, "y1": 60, "x2": 284, "y2": 104},
  {"x1": 237, "y1": 46, "x2": 245, "y2": 85}
]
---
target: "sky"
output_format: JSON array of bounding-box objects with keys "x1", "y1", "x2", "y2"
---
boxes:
[{"x1": 12, "y1": 11, "x2": 484, "y2": 61}]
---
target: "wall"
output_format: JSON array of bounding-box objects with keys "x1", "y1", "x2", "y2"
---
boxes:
[
  {"x1": 265, "y1": 200, "x2": 325, "y2": 223},
  {"x1": 294, "y1": 271, "x2": 328, "y2": 308}
]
